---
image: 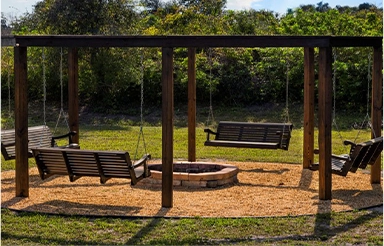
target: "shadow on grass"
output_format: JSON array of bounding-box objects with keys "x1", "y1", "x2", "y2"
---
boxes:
[
  {"x1": 125, "y1": 207, "x2": 171, "y2": 245},
  {"x1": 1, "y1": 231, "x2": 103, "y2": 246}
]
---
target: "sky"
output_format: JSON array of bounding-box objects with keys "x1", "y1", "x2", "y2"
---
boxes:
[{"x1": 1, "y1": 0, "x2": 382, "y2": 18}]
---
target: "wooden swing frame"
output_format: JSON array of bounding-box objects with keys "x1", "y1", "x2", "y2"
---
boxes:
[{"x1": 2, "y1": 35, "x2": 382, "y2": 208}]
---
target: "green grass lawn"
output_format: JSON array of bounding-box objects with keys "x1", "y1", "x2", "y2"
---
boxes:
[
  {"x1": 1, "y1": 208, "x2": 382, "y2": 245},
  {"x1": 1, "y1": 105, "x2": 382, "y2": 245}
]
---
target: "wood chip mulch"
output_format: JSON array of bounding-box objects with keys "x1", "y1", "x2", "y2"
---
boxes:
[{"x1": 1, "y1": 161, "x2": 382, "y2": 217}]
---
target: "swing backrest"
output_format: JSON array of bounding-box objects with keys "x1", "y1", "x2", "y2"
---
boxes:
[
  {"x1": 349, "y1": 136, "x2": 383, "y2": 172},
  {"x1": 1, "y1": 125, "x2": 77, "y2": 161},
  {"x1": 1, "y1": 125, "x2": 55, "y2": 160},
  {"x1": 206, "y1": 121, "x2": 293, "y2": 150}
]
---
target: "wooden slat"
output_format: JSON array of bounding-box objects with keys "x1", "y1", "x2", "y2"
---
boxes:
[
  {"x1": 31, "y1": 148, "x2": 150, "y2": 185},
  {"x1": 205, "y1": 121, "x2": 293, "y2": 150},
  {"x1": 1, "y1": 125, "x2": 75, "y2": 160},
  {"x1": 311, "y1": 137, "x2": 383, "y2": 177}
]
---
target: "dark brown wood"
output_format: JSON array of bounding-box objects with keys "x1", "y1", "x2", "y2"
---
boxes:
[
  {"x1": 318, "y1": 47, "x2": 333, "y2": 200},
  {"x1": 330, "y1": 36, "x2": 382, "y2": 47},
  {"x1": 68, "y1": 48, "x2": 79, "y2": 144},
  {"x1": 14, "y1": 46, "x2": 29, "y2": 197},
  {"x1": 310, "y1": 137, "x2": 383, "y2": 176},
  {"x1": 162, "y1": 47, "x2": 174, "y2": 208},
  {"x1": 6, "y1": 35, "x2": 331, "y2": 48},
  {"x1": 303, "y1": 47, "x2": 315, "y2": 169},
  {"x1": 32, "y1": 148, "x2": 151, "y2": 185},
  {"x1": 370, "y1": 46, "x2": 383, "y2": 184},
  {"x1": 3, "y1": 35, "x2": 381, "y2": 48},
  {"x1": 188, "y1": 48, "x2": 196, "y2": 162},
  {"x1": 1, "y1": 125, "x2": 77, "y2": 160},
  {"x1": 204, "y1": 121, "x2": 293, "y2": 150}
]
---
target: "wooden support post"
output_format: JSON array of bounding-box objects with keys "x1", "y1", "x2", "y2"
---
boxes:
[
  {"x1": 188, "y1": 48, "x2": 196, "y2": 162},
  {"x1": 318, "y1": 47, "x2": 332, "y2": 200},
  {"x1": 303, "y1": 47, "x2": 315, "y2": 169},
  {"x1": 14, "y1": 46, "x2": 29, "y2": 197},
  {"x1": 68, "y1": 48, "x2": 79, "y2": 144},
  {"x1": 370, "y1": 46, "x2": 383, "y2": 184},
  {"x1": 162, "y1": 47, "x2": 174, "y2": 208}
]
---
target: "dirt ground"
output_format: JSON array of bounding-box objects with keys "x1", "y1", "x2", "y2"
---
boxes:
[{"x1": 1, "y1": 161, "x2": 382, "y2": 217}]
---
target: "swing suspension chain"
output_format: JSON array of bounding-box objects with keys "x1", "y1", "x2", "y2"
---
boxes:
[
  {"x1": 366, "y1": 53, "x2": 371, "y2": 116},
  {"x1": 285, "y1": 59, "x2": 290, "y2": 123},
  {"x1": 331, "y1": 50, "x2": 347, "y2": 149},
  {"x1": 206, "y1": 48, "x2": 215, "y2": 126},
  {"x1": 134, "y1": 51, "x2": 147, "y2": 161},
  {"x1": 332, "y1": 51, "x2": 337, "y2": 122},
  {"x1": 354, "y1": 52, "x2": 375, "y2": 141},
  {"x1": 42, "y1": 47, "x2": 47, "y2": 127},
  {"x1": 54, "y1": 48, "x2": 70, "y2": 134},
  {"x1": 8, "y1": 59, "x2": 12, "y2": 118}
]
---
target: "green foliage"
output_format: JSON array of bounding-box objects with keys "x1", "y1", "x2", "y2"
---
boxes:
[{"x1": 2, "y1": 1, "x2": 382, "y2": 112}]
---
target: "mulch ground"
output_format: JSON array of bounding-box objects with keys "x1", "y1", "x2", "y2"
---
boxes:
[{"x1": 1, "y1": 161, "x2": 382, "y2": 217}]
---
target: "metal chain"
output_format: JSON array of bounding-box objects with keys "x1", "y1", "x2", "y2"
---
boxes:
[
  {"x1": 332, "y1": 51, "x2": 337, "y2": 122},
  {"x1": 60, "y1": 47, "x2": 64, "y2": 111},
  {"x1": 366, "y1": 52, "x2": 371, "y2": 116},
  {"x1": 54, "y1": 47, "x2": 71, "y2": 134},
  {"x1": 134, "y1": 50, "x2": 147, "y2": 161},
  {"x1": 331, "y1": 49, "x2": 348, "y2": 150},
  {"x1": 8, "y1": 59, "x2": 12, "y2": 119},
  {"x1": 285, "y1": 58, "x2": 290, "y2": 123},
  {"x1": 354, "y1": 51, "x2": 375, "y2": 141},
  {"x1": 42, "y1": 47, "x2": 47, "y2": 127},
  {"x1": 206, "y1": 48, "x2": 215, "y2": 126}
]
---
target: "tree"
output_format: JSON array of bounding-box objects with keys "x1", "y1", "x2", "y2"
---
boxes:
[
  {"x1": 178, "y1": 0, "x2": 226, "y2": 15},
  {"x1": 316, "y1": 1, "x2": 330, "y2": 12}
]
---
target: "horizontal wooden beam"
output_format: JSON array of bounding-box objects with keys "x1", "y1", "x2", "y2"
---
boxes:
[
  {"x1": 1, "y1": 35, "x2": 380, "y2": 48},
  {"x1": 1, "y1": 36, "x2": 16, "y2": 46},
  {"x1": 330, "y1": 36, "x2": 382, "y2": 47}
]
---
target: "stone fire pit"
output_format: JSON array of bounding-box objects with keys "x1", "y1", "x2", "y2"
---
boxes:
[{"x1": 140, "y1": 162, "x2": 239, "y2": 188}]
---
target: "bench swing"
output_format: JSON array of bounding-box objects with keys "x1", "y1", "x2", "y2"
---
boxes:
[
  {"x1": 1, "y1": 48, "x2": 78, "y2": 161},
  {"x1": 32, "y1": 49, "x2": 151, "y2": 185},
  {"x1": 204, "y1": 48, "x2": 293, "y2": 150},
  {"x1": 309, "y1": 50, "x2": 383, "y2": 176}
]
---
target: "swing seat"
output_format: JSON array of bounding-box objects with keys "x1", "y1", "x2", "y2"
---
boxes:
[
  {"x1": 31, "y1": 148, "x2": 151, "y2": 186},
  {"x1": 310, "y1": 136, "x2": 383, "y2": 176},
  {"x1": 1, "y1": 125, "x2": 78, "y2": 161},
  {"x1": 204, "y1": 121, "x2": 293, "y2": 150}
]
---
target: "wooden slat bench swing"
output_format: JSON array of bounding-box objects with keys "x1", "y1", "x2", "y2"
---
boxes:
[
  {"x1": 32, "y1": 148, "x2": 151, "y2": 185},
  {"x1": 309, "y1": 136, "x2": 383, "y2": 176},
  {"x1": 203, "y1": 48, "x2": 294, "y2": 151},
  {"x1": 314, "y1": 52, "x2": 384, "y2": 176},
  {"x1": 204, "y1": 121, "x2": 293, "y2": 150},
  {"x1": 1, "y1": 125, "x2": 78, "y2": 161}
]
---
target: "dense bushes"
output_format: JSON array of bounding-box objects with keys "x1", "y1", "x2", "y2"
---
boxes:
[{"x1": 1, "y1": 1, "x2": 382, "y2": 112}]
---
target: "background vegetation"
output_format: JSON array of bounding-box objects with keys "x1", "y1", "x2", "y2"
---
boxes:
[{"x1": 1, "y1": 1, "x2": 382, "y2": 113}]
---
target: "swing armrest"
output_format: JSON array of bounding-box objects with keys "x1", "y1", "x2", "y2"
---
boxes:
[
  {"x1": 51, "y1": 131, "x2": 77, "y2": 146},
  {"x1": 204, "y1": 128, "x2": 217, "y2": 141},
  {"x1": 343, "y1": 140, "x2": 356, "y2": 147},
  {"x1": 132, "y1": 154, "x2": 151, "y2": 168}
]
